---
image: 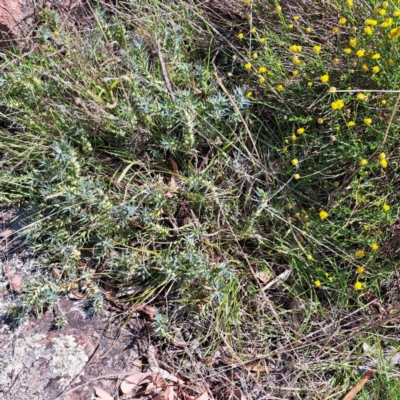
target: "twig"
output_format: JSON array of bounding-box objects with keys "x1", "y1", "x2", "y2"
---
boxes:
[
  {"x1": 341, "y1": 369, "x2": 376, "y2": 400},
  {"x1": 157, "y1": 39, "x2": 176, "y2": 103}
]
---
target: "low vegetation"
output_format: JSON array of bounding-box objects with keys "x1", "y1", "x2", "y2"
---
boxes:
[{"x1": 1, "y1": 0, "x2": 400, "y2": 398}]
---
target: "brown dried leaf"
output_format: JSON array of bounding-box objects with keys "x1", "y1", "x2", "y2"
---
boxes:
[
  {"x1": 248, "y1": 364, "x2": 274, "y2": 372},
  {"x1": 0, "y1": 229, "x2": 14, "y2": 239},
  {"x1": 137, "y1": 304, "x2": 157, "y2": 319},
  {"x1": 255, "y1": 271, "x2": 271, "y2": 284},
  {"x1": 94, "y1": 386, "x2": 114, "y2": 400},
  {"x1": 120, "y1": 372, "x2": 153, "y2": 394},
  {"x1": 158, "y1": 368, "x2": 184, "y2": 384},
  {"x1": 231, "y1": 389, "x2": 247, "y2": 400},
  {"x1": 165, "y1": 386, "x2": 176, "y2": 400},
  {"x1": 69, "y1": 290, "x2": 87, "y2": 300},
  {"x1": 10, "y1": 275, "x2": 22, "y2": 292}
]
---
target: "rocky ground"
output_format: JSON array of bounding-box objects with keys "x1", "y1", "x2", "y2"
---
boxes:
[{"x1": 0, "y1": 209, "x2": 146, "y2": 400}]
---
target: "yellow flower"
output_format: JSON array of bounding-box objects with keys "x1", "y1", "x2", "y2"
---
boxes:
[
  {"x1": 379, "y1": 9, "x2": 386, "y2": 16},
  {"x1": 294, "y1": 15, "x2": 300, "y2": 21},
  {"x1": 349, "y1": 38, "x2": 357, "y2": 47},
  {"x1": 307, "y1": 81, "x2": 313, "y2": 87},
  {"x1": 245, "y1": 92, "x2": 252, "y2": 99},
  {"x1": 244, "y1": 0, "x2": 251, "y2": 4},
  {"x1": 339, "y1": 17, "x2": 347, "y2": 25},
  {"x1": 381, "y1": 18, "x2": 393, "y2": 27},
  {"x1": 251, "y1": 28, "x2": 256, "y2": 33},
  {"x1": 346, "y1": 0, "x2": 353, "y2": 5},
  {"x1": 394, "y1": 10, "x2": 400, "y2": 17},
  {"x1": 333, "y1": 57, "x2": 340, "y2": 65},
  {"x1": 364, "y1": 27, "x2": 374, "y2": 35},
  {"x1": 276, "y1": 84, "x2": 284, "y2": 92},
  {"x1": 360, "y1": 159, "x2": 368, "y2": 166},
  {"x1": 260, "y1": 37, "x2": 266, "y2": 43},
  {"x1": 362, "y1": 64, "x2": 369, "y2": 71},
  {"x1": 252, "y1": 53, "x2": 258, "y2": 59},
  {"x1": 227, "y1": 72, "x2": 233, "y2": 77},
  {"x1": 292, "y1": 56, "x2": 302, "y2": 65},
  {"x1": 291, "y1": 134, "x2": 297, "y2": 141},
  {"x1": 283, "y1": 147, "x2": 288, "y2": 153},
  {"x1": 328, "y1": 87, "x2": 337, "y2": 93},
  {"x1": 372, "y1": 66, "x2": 380, "y2": 73},
  {"x1": 288, "y1": 24, "x2": 294, "y2": 29},
  {"x1": 347, "y1": 121, "x2": 356, "y2": 127},
  {"x1": 293, "y1": 70, "x2": 299, "y2": 76},
  {"x1": 382, "y1": 99, "x2": 387, "y2": 105},
  {"x1": 365, "y1": 19, "x2": 378, "y2": 26},
  {"x1": 317, "y1": 118, "x2": 324, "y2": 124},
  {"x1": 356, "y1": 250, "x2": 365, "y2": 258},
  {"x1": 297, "y1": 127, "x2": 305, "y2": 135},
  {"x1": 383, "y1": 204, "x2": 390, "y2": 211},
  {"x1": 332, "y1": 27, "x2": 339, "y2": 33},
  {"x1": 371, "y1": 53, "x2": 381, "y2": 60},
  {"x1": 319, "y1": 210, "x2": 329, "y2": 220},
  {"x1": 307, "y1": 254, "x2": 313, "y2": 260},
  {"x1": 259, "y1": 66, "x2": 267, "y2": 74},
  {"x1": 314, "y1": 280, "x2": 322, "y2": 287},
  {"x1": 289, "y1": 44, "x2": 302, "y2": 53},
  {"x1": 364, "y1": 118, "x2": 373, "y2": 125},
  {"x1": 237, "y1": 33, "x2": 244, "y2": 40},
  {"x1": 356, "y1": 49, "x2": 366, "y2": 57},
  {"x1": 357, "y1": 93, "x2": 367, "y2": 100},
  {"x1": 294, "y1": 173, "x2": 300, "y2": 180},
  {"x1": 54, "y1": 30, "x2": 59, "y2": 36},
  {"x1": 291, "y1": 158, "x2": 299, "y2": 167},
  {"x1": 305, "y1": 27, "x2": 311, "y2": 33},
  {"x1": 382, "y1": 1, "x2": 388, "y2": 8},
  {"x1": 381, "y1": 159, "x2": 388, "y2": 168},
  {"x1": 370, "y1": 243, "x2": 379, "y2": 251},
  {"x1": 354, "y1": 281, "x2": 364, "y2": 290},
  {"x1": 320, "y1": 74, "x2": 329, "y2": 83},
  {"x1": 379, "y1": 152, "x2": 386, "y2": 160},
  {"x1": 344, "y1": 48, "x2": 352, "y2": 54},
  {"x1": 388, "y1": 59, "x2": 394, "y2": 65},
  {"x1": 331, "y1": 99, "x2": 345, "y2": 110},
  {"x1": 356, "y1": 266, "x2": 365, "y2": 274},
  {"x1": 244, "y1": 63, "x2": 252, "y2": 70},
  {"x1": 276, "y1": 5, "x2": 282, "y2": 12},
  {"x1": 313, "y1": 45, "x2": 322, "y2": 53},
  {"x1": 389, "y1": 27, "x2": 400, "y2": 39}
]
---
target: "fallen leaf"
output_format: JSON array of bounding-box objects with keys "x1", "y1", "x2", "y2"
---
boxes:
[
  {"x1": 137, "y1": 305, "x2": 157, "y2": 319},
  {"x1": 248, "y1": 364, "x2": 273, "y2": 373},
  {"x1": 255, "y1": 271, "x2": 271, "y2": 284},
  {"x1": 10, "y1": 275, "x2": 22, "y2": 292},
  {"x1": 165, "y1": 386, "x2": 176, "y2": 400},
  {"x1": 158, "y1": 368, "x2": 184, "y2": 384},
  {"x1": 195, "y1": 393, "x2": 208, "y2": 400},
  {"x1": 94, "y1": 386, "x2": 113, "y2": 400},
  {"x1": 0, "y1": 229, "x2": 14, "y2": 239},
  {"x1": 231, "y1": 389, "x2": 247, "y2": 400},
  {"x1": 69, "y1": 290, "x2": 87, "y2": 300},
  {"x1": 262, "y1": 269, "x2": 291, "y2": 290},
  {"x1": 120, "y1": 372, "x2": 153, "y2": 394}
]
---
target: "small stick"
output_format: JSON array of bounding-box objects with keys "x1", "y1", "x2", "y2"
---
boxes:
[
  {"x1": 157, "y1": 39, "x2": 176, "y2": 103},
  {"x1": 341, "y1": 369, "x2": 376, "y2": 400}
]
